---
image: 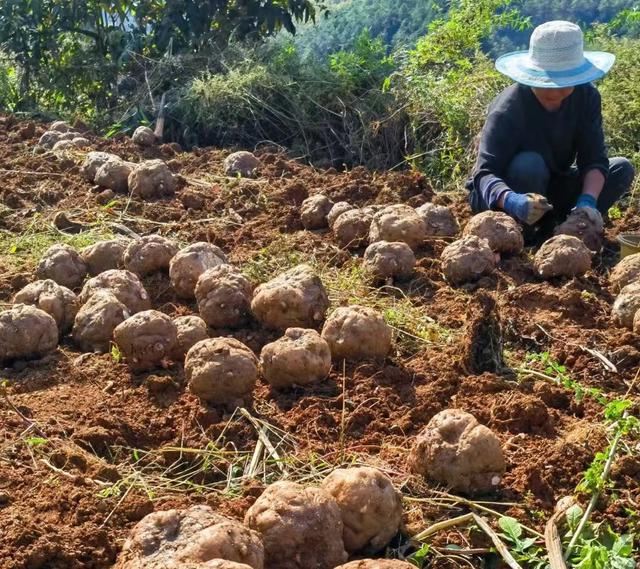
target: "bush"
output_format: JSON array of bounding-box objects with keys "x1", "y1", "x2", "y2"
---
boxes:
[
  {"x1": 595, "y1": 35, "x2": 640, "y2": 166},
  {"x1": 394, "y1": 0, "x2": 525, "y2": 188},
  {"x1": 170, "y1": 34, "x2": 407, "y2": 168}
]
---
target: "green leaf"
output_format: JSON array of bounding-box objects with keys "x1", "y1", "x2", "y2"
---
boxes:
[
  {"x1": 612, "y1": 534, "x2": 634, "y2": 556},
  {"x1": 611, "y1": 557, "x2": 636, "y2": 569},
  {"x1": 409, "y1": 543, "x2": 431, "y2": 566},
  {"x1": 519, "y1": 537, "x2": 537, "y2": 550},
  {"x1": 566, "y1": 504, "x2": 584, "y2": 531},
  {"x1": 498, "y1": 516, "x2": 523, "y2": 541},
  {"x1": 24, "y1": 436, "x2": 47, "y2": 447}
]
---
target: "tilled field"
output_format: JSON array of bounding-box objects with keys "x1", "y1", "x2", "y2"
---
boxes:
[{"x1": 0, "y1": 115, "x2": 638, "y2": 569}]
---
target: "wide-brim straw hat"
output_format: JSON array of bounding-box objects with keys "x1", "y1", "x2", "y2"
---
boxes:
[{"x1": 495, "y1": 20, "x2": 615, "y2": 88}]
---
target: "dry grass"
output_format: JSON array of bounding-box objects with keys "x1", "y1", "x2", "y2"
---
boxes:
[{"x1": 242, "y1": 236, "x2": 454, "y2": 355}]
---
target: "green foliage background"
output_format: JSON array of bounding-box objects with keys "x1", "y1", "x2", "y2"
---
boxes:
[{"x1": 0, "y1": 0, "x2": 639, "y2": 190}]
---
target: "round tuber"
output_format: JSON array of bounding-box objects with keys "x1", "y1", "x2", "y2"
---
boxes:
[
  {"x1": 251, "y1": 265, "x2": 329, "y2": 330},
  {"x1": 321, "y1": 467, "x2": 402, "y2": 553},
  {"x1": 185, "y1": 338, "x2": 257, "y2": 405},
  {"x1": 195, "y1": 265, "x2": 253, "y2": 329},
  {"x1": 321, "y1": 306, "x2": 391, "y2": 360},
  {"x1": 415, "y1": 203, "x2": 459, "y2": 237},
  {"x1": 78, "y1": 269, "x2": 151, "y2": 314},
  {"x1": 363, "y1": 241, "x2": 415, "y2": 283},
  {"x1": 409, "y1": 409, "x2": 505, "y2": 495},
  {"x1": 13, "y1": 279, "x2": 77, "y2": 332},
  {"x1": 36, "y1": 244, "x2": 87, "y2": 289},
  {"x1": 463, "y1": 211, "x2": 523, "y2": 254},
  {"x1": 440, "y1": 235, "x2": 496, "y2": 285},
  {"x1": 260, "y1": 328, "x2": 331, "y2": 389},
  {"x1": 170, "y1": 242, "x2": 227, "y2": 299},
  {"x1": 224, "y1": 151, "x2": 260, "y2": 178},
  {"x1": 128, "y1": 159, "x2": 177, "y2": 200},
  {"x1": 369, "y1": 205, "x2": 426, "y2": 250},
  {"x1": 172, "y1": 315, "x2": 208, "y2": 360},
  {"x1": 81, "y1": 240, "x2": 128, "y2": 276},
  {"x1": 124, "y1": 235, "x2": 179, "y2": 277},
  {"x1": 244, "y1": 481, "x2": 347, "y2": 569},
  {"x1": 113, "y1": 310, "x2": 177, "y2": 370},
  {"x1": 72, "y1": 291, "x2": 129, "y2": 353},
  {"x1": 0, "y1": 305, "x2": 59, "y2": 362},
  {"x1": 300, "y1": 194, "x2": 334, "y2": 230},
  {"x1": 533, "y1": 235, "x2": 591, "y2": 279},
  {"x1": 115, "y1": 505, "x2": 264, "y2": 569}
]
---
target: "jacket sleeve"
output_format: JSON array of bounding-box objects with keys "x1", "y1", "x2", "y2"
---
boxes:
[
  {"x1": 472, "y1": 108, "x2": 518, "y2": 209},
  {"x1": 576, "y1": 88, "x2": 609, "y2": 180}
]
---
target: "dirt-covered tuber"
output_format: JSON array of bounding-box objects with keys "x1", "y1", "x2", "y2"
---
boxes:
[
  {"x1": 363, "y1": 241, "x2": 415, "y2": 283},
  {"x1": 36, "y1": 244, "x2": 87, "y2": 289},
  {"x1": 224, "y1": 151, "x2": 260, "y2": 178},
  {"x1": 609, "y1": 253, "x2": 640, "y2": 293},
  {"x1": 94, "y1": 156, "x2": 135, "y2": 193},
  {"x1": 300, "y1": 194, "x2": 334, "y2": 230},
  {"x1": 415, "y1": 203, "x2": 459, "y2": 237},
  {"x1": 115, "y1": 505, "x2": 264, "y2": 569},
  {"x1": 260, "y1": 328, "x2": 331, "y2": 389},
  {"x1": 113, "y1": 310, "x2": 177, "y2": 370},
  {"x1": 124, "y1": 235, "x2": 179, "y2": 277},
  {"x1": 185, "y1": 338, "x2": 257, "y2": 404},
  {"x1": 554, "y1": 208, "x2": 604, "y2": 252},
  {"x1": 369, "y1": 205, "x2": 426, "y2": 250},
  {"x1": 13, "y1": 279, "x2": 78, "y2": 332},
  {"x1": 409, "y1": 409, "x2": 505, "y2": 495},
  {"x1": 78, "y1": 269, "x2": 151, "y2": 314},
  {"x1": 81, "y1": 151, "x2": 117, "y2": 183},
  {"x1": 195, "y1": 265, "x2": 253, "y2": 329},
  {"x1": 612, "y1": 281, "x2": 640, "y2": 329},
  {"x1": 327, "y1": 202, "x2": 355, "y2": 229},
  {"x1": 321, "y1": 306, "x2": 391, "y2": 360},
  {"x1": 244, "y1": 481, "x2": 347, "y2": 569},
  {"x1": 251, "y1": 265, "x2": 329, "y2": 330},
  {"x1": 321, "y1": 467, "x2": 402, "y2": 553},
  {"x1": 440, "y1": 235, "x2": 496, "y2": 285},
  {"x1": 333, "y1": 209, "x2": 373, "y2": 249},
  {"x1": 81, "y1": 240, "x2": 128, "y2": 276},
  {"x1": 172, "y1": 315, "x2": 208, "y2": 360},
  {"x1": 128, "y1": 159, "x2": 177, "y2": 200},
  {"x1": 170, "y1": 242, "x2": 227, "y2": 299},
  {"x1": 72, "y1": 291, "x2": 129, "y2": 353},
  {"x1": 0, "y1": 305, "x2": 59, "y2": 362},
  {"x1": 463, "y1": 211, "x2": 523, "y2": 254},
  {"x1": 533, "y1": 235, "x2": 591, "y2": 279},
  {"x1": 131, "y1": 126, "x2": 157, "y2": 147}
]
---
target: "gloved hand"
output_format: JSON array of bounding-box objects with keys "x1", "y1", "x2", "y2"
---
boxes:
[
  {"x1": 503, "y1": 191, "x2": 553, "y2": 225},
  {"x1": 575, "y1": 194, "x2": 597, "y2": 209}
]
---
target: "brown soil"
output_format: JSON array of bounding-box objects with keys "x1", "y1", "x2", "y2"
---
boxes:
[{"x1": 0, "y1": 114, "x2": 639, "y2": 568}]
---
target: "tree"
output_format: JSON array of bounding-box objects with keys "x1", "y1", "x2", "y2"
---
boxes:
[{"x1": 0, "y1": 0, "x2": 321, "y2": 110}]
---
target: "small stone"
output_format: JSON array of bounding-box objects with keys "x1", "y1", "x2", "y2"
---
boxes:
[{"x1": 96, "y1": 189, "x2": 116, "y2": 205}]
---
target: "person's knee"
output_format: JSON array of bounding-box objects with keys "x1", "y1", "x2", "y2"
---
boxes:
[
  {"x1": 506, "y1": 152, "x2": 550, "y2": 194},
  {"x1": 610, "y1": 157, "x2": 635, "y2": 188}
]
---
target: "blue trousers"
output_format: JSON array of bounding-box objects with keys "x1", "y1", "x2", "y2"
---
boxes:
[{"x1": 469, "y1": 152, "x2": 635, "y2": 220}]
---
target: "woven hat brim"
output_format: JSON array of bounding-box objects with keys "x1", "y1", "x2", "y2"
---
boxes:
[{"x1": 495, "y1": 50, "x2": 615, "y2": 88}]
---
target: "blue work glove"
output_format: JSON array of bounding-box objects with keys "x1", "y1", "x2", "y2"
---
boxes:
[
  {"x1": 575, "y1": 194, "x2": 597, "y2": 209},
  {"x1": 503, "y1": 191, "x2": 553, "y2": 225}
]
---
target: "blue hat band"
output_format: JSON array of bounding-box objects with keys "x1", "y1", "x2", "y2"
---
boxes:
[{"x1": 518, "y1": 59, "x2": 593, "y2": 79}]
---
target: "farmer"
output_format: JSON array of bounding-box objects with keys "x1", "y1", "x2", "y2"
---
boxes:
[{"x1": 467, "y1": 20, "x2": 635, "y2": 241}]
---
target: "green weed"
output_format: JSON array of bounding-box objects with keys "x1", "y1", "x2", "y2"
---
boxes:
[
  {"x1": 110, "y1": 344, "x2": 123, "y2": 364},
  {"x1": 519, "y1": 351, "x2": 607, "y2": 404},
  {"x1": 0, "y1": 217, "x2": 114, "y2": 270}
]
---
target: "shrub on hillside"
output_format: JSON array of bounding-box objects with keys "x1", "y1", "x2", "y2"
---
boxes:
[{"x1": 171, "y1": 34, "x2": 408, "y2": 168}]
